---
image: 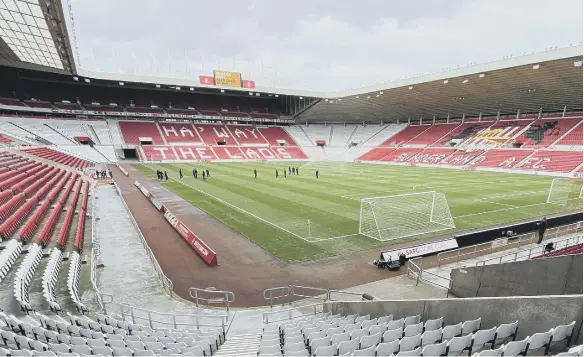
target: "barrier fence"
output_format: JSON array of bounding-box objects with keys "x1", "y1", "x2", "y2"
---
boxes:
[
  {"x1": 119, "y1": 303, "x2": 229, "y2": 335},
  {"x1": 476, "y1": 233, "x2": 584, "y2": 266},
  {"x1": 189, "y1": 288, "x2": 235, "y2": 311},
  {"x1": 437, "y1": 221, "x2": 583, "y2": 267},
  {"x1": 407, "y1": 257, "x2": 451, "y2": 297}
]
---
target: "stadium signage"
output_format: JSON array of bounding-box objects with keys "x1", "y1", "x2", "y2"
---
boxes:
[
  {"x1": 163, "y1": 210, "x2": 218, "y2": 266},
  {"x1": 134, "y1": 180, "x2": 151, "y2": 198},
  {"x1": 381, "y1": 238, "x2": 458, "y2": 262},
  {"x1": 213, "y1": 70, "x2": 242, "y2": 88},
  {"x1": 44, "y1": 108, "x2": 294, "y2": 123}
]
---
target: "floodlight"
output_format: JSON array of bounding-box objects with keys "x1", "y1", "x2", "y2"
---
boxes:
[
  {"x1": 189, "y1": 87, "x2": 194, "y2": 91},
  {"x1": 73, "y1": 76, "x2": 78, "y2": 81},
  {"x1": 479, "y1": 73, "x2": 485, "y2": 78},
  {"x1": 574, "y1": 60, "x2": 582, "y2": 67},
  {"x1": 462, "y1": 79, "x2": 468, "y2": 84},
  {"x1": 408, "y1": 86, "x2": 413, "y2": 90},
  {"x1": 119, "y1": 82, "x2": 124, "y2": 86},
  {"x1": 299, "y1": 97, "x2": 303, "y2": 100},
  {"x1": 220, "y1": 89, "x2": 225, "y2": 93},
  {"x1": 84, "y1": 78, "x2": 90, "y2": 83},
  {"x1": 443, "y1": 80, "x2": 448, "y2": 84},
  {"x1": 155, "y1": 84, "x2": 160, "y2": 88},
  {"x1": 532, "y1": 64, "x2": 540, "y2": 70},
  {"x1": 275, "y1": 94, "x2": 279, "y2": 97},
  {"x1": 356, "y1": 96, "x2": 359, "y2": 98},
  {"x1": 249, "y1": 92, "x2": 253, "y2": 95}
]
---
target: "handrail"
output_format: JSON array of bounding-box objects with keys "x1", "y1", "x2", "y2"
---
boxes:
[
  {"x1": 262, "y1": 303, "x2": 329, "y2": 324},
  {"x1": 476, "y1": 233, "x2": 583, "y2": 267},
  {"x1": 437, "y1": 221, "x2": 583, "y2": 267},
  {"x1": 188, "y1": 288, "x2": 235, "y2": 311},
  {"x1": 263, "y1": 285, "x2": 370, "y2": 308},
  {"x1": 113, "y1": 183, "x2": 174, "y2": 296},
  {"x1": 407, "y1": 257, "x2": 451, "y2": 297},
  {"x1": 119, "y1": 303, "x2": 229, "y2": 336},
  {"x1": 89, "y1": 183, "x2": 108, "y2": 314}
]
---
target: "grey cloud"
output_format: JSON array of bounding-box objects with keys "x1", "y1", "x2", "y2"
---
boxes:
[{"x1": 69, "y1": 0, "x2": 583, "y2": 91}]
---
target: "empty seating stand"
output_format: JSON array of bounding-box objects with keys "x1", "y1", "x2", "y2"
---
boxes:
[{"x1": 23, "y1": 147, "x2": 94, "y2": 170}]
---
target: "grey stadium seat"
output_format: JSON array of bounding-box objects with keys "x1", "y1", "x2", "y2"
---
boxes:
[{"x1": 375, "y1": 340, "x2": 399, "y2": 356}]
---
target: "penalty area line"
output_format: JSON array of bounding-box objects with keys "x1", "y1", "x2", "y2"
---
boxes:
[
  {"x1": 142, "y1": 165, "x2": 313, "y2": 243},
  {"x1": 307, "y1": 233, "x2": 361, "y2": 242},
  {"x1": 453, "y1": 201, "x2": 550, "y2": 219}
]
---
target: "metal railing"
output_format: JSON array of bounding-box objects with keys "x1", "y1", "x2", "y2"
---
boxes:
[
  {"x1": 263, "y1": 285, "x2": 364, "y2": 309},
  {"x1": 475, "y1": 233, "x2": 583, "y2": 267},
  {"x1": 262, "y1": 303, "x2": 329, "y2": 324},
  {"x1": 119, "y1": 304, "x2": 229, "y2": 335},
  {"x1": 188, "y1": 288, "x2": 235, "y2": 311},
  {"x1": 89, "y1": 184, "x2": 114, "y2": 314},
  {"x1": 437, "y1": 221, "x2": 583, "y2": 267},
  {"x1": 407, "y1": 257, "x2": 451, "y2": 297},
  {"x1": 113, "y1": 183, "x2": 174, "y2": 296}
]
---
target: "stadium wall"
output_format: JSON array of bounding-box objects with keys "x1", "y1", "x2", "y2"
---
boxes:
[
  {"x1": 454, "y1": 212, "x2": 583, "y2": 248},
  {"x1": 326, "y1": 295, "x2": 583, "y2": 343},
  {"x1": 450, "y1": 254, "x2": 583, "y2": 298}
]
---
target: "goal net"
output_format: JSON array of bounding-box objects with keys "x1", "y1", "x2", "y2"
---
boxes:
[
  {"x1": 359, "y1": 191, "x2": 456, "y2": 241},
  {"x1": 547, "y1": 178, "x2": 583, "y2": 204}
]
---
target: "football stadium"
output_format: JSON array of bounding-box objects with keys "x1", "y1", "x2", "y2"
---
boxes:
[{"x1": 0, "y1": 0, "x2": 582, "y2": 356}]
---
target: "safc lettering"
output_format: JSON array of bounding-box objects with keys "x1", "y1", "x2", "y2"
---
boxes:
[{"x1": 191, "y1": 237, "x2": 209, "y2": 256}]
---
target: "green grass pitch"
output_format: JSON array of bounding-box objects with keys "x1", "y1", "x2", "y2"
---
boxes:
[{"x1": 134, "y1": 162, "x2": 582, "y2": 263}]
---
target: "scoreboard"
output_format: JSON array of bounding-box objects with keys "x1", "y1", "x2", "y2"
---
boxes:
[{"x1": 213, "y1": 70, "x2": 242, "y2": 88}]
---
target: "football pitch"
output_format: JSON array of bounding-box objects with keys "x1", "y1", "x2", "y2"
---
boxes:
[{"x1": 134, "y1": 162, "x2": 582, "y2": 262}]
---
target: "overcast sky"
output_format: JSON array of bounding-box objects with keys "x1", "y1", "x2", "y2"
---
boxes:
[{"x1": 68, "y1": 0, "x2": 583, "y2": 91}]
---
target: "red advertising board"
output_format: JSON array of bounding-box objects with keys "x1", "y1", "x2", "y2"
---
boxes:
[
  {"x1": 242, "y1": 79, "x2": 256, "y2": 89},
  {"x1": 199, "y1": 75, "x2": 214, "y2": 85},
  {"x1": 163, "y1": 210, "x2": 218, "y2": 266}
]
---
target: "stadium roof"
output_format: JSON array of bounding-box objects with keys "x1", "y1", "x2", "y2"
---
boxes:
[
  {"x1": 297, "y1": 46, "x2": 584, "y2": 122},
  {"x1": 0, "y1": 0, "x2": 75, "y2": 73}
]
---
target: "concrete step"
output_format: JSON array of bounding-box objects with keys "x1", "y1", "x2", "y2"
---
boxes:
[{"x1": 216, "y1": 333, "x2": 262, "y2": 356}]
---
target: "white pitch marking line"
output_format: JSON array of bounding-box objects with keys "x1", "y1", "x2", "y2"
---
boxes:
[
  {"x1": 143, "y1": 165, "x2": 313, "y2": 243},
  {"x1": 453, "y1": 201, "x2": 551, "y2": 219},
  {"x1": 480, "y1": 200, "x2": 519, "y2": 208},
  {"x1": 308, "y1": 233, "x2": 361, "y2": 242}
]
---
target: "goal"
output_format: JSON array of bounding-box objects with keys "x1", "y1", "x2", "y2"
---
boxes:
[
  {"x1": 359, "y1": 191, "x2": 456, "y2": 241},
  {"x1": 547, "y1": 178, "x2": 583, "y2": 204}
]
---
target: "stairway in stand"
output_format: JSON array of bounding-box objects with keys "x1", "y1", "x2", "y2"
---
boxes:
[{"x1": 215, "y1": 333, "x2": 262, "y2": 356}]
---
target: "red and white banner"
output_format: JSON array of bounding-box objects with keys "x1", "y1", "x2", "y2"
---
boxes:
[
  {"x1": 134, "y1": 180, "x2": 150, "y2": 198},
  {"x1": 242, "y1": 79, "x2": 256, "y2": 89},
  {"x1": 163, "y1": 210, "x2": 218, "y2": 266},
  {"x1": 382, "y1": 239, "x2": 458, "y2": 262},
  {"x1": 199, "y1": 75, "x2": 214, "y2": 85}
]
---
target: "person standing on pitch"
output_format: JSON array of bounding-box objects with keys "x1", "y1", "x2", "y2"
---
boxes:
[
  {"x1": 254, "y1": 169, "x2": 258, "y2": 179},
  {"x1": 179, "y1": 168, "x2": 183, "y2": 179},
  {"x1": 193, "y1": 168, "x2": 197, "y2": 179},
  {"x1": 284, "y1": 169, "x2": 287, "y2": 178},
  {"x1": 206, "y1": 169, "x2": 210, "y2": 178},
  {"x1": 276, "y1": 169, "x2": 279, "y2": 178},
  {"x1": 288, "y1": 167, "x2": 291, "y2": 175},
  {"x1": 297, "y1": 167, "x2": 300, "y2": 175},
  {"x1": 316, "y1": 170, "x2": 319, "y2": 179},
  {"x1": 202, "y1": 171, "x2": 206, "y2": 181},
  {"x1": 537, "y1": 217, "x2": 547, "y2": 244},
  {"x1": 164, "y1": 171, "x2": 169, "y2": 181}
]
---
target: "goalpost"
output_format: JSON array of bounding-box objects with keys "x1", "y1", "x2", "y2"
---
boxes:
[
  {"x1": 359, "y1": 191, "x2": 456, "y2": 241},
  {"x1": 547, "y1": 178, "x2": 583, "y2": 204}
]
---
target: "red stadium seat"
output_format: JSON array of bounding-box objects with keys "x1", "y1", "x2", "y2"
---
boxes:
[
  {"x1": 119, "y1": 121, "x2": 165, "y2": 145},
  {"x1": 39, "y1": 202, "x2": 63, "y2": 247},
  {"x1": 0, "y1": 197, "x2": 37, "y2": 239},
  {"x1": 258, "y1": 127, "x2": 299, "y2": 146},
  {"x1": 19, "y1": 199, "x2": 51, "y2": 242}
]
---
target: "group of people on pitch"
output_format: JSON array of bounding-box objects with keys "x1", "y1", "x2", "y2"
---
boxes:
[{"x1": 188, "y1": 168, "x2": 210, "y2": 180}]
